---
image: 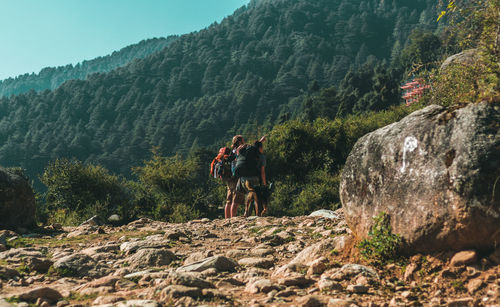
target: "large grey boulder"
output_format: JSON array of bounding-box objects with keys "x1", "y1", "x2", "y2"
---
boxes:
[
  {"x1": 0, "y1": 167, "x2": 36, "y2": 230},
  {"x1": 440, "y1": 49, "x2": 480, "y2": 72},
  {"x1": 341, "y1": 102, "x2": 500, "y2": 252}
]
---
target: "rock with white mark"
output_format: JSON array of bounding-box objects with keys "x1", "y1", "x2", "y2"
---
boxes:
[{"x1": 341, "y1": 102, "x2": 500, "y2": 252}]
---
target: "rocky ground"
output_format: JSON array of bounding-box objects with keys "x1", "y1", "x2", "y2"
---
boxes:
[{"x1": 0, "y1": 209, "x2": 498, "y2": 307}]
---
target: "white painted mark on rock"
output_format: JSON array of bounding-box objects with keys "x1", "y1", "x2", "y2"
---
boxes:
[{"x1": 400, "y1": 136, "x2": 418, "y2": 173}]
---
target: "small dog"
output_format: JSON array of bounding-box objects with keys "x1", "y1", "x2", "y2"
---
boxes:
[{"x1": 245, "y1": 182, "x2": 274, "y2": 217}]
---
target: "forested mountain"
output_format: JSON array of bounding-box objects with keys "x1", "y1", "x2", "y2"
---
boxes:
[
  {"x1": 0, "y1": 37, "x2": 178, "y2": 97},
  {"x1": 0, "y1": 0, "x2": 441, "y2": 184}
]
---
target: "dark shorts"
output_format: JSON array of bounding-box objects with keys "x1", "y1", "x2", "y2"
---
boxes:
[
  {"x1": 225, "y1": 177, "x2": 244, "y2": 206},
  {"x1": 237, "y1": 176, "x2": 260, "y2": 194}
]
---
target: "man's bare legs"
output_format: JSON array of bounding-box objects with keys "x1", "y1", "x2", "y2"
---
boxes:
[{"x1": 230, "y1": 190, "x2": 245, "y2": 217}]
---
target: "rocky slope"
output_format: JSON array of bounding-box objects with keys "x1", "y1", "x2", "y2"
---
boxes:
[{"x1": 0, "y1": 210, "x2": 498, "y2": 306}]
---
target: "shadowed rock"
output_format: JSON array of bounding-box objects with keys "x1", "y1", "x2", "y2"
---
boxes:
[
  {"x1": 17, "y1": 287, "x2": 62, "y2": 302},
  {"x1": 0, "y1": 167, "x2": 36, "y2": 230}
]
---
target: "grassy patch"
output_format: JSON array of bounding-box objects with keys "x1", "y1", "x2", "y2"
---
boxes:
[
  {"x1": 4, "y1": 297, "x2": 21, "y2": 304},
  {"x1": 248, "y1": 227, "x2": 262, "y2": 235},
  {"x1": 16, "y1": 260, "x2": 31, "y2": 274},
  {"x1": 5, "y1": 297, "x2": 37, "y2": 307},
  {"x1": 451, "y1": 280, "x2": 465, "y2": 291},
  {"x1": 309, "y1": 232, "x2": 323, "y2": 240},
  {"x1": 357, "y1": 212, "x2": 402, "y2": 265}
]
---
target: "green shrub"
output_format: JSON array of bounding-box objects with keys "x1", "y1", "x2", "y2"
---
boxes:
[
  {"x1": 41, "y1": 159, "x2": 132, "y2": 225},
  {"x1": 169, "y1": 203, "x2": 201, "y2": 223},
  {"x1": 424, "y1": 56, "x2": 498, "y2": 107},
  {"x1": 419, "y1": 0, "x2": 499, "y2": 107},
  {"x1": 358, "y1": 212, "x2": 402, "y2": 264},
  {"x1": 133, "y1": 150, "x2": 221, "y2": 222}
]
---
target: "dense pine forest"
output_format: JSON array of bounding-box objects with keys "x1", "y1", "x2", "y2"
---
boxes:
[
  {"x1": 0, "y1": 0, "x2": 441, "y2": 183},
  {"x1": 0, "y1": 37, "x2": 177, "y2": 97}
]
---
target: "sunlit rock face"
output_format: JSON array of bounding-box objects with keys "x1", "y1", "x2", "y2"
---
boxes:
[{"x1": 341, "y1": 102, "x2": 500, "y2": 252}]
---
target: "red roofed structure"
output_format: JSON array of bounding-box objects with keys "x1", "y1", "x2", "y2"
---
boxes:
[{"x1": 401, "y1": 78, "x2": 430, "y2": 106}]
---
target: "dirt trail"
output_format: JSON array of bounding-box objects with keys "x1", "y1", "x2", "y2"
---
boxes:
[{"x1": 0, "y1": 210, "x2": 498, "y2": 306}]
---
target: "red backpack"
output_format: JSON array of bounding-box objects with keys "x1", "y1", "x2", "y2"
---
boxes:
[{"x1": 210, "y1": 147, "x2": 233, "y2": 179}]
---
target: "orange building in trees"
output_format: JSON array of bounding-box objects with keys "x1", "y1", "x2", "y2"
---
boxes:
[{"x1": 401, "y1": 78, "x2": 430, "y2": 106}]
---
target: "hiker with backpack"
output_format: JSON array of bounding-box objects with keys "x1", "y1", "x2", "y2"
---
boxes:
[
  {"x1": 234, "y1": 137, "x2": 268, "y2": 217},
  {"x1": 210, "y1": 135, "x2": 246, "y2": 219}
]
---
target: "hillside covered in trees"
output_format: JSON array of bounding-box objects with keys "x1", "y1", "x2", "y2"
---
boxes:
[
  {"x1": 0, "y1": 0, "x2": 442, "y2": 184},
  {"x1": 0, "y1": 37, "x2": 177, "y2": 97}
]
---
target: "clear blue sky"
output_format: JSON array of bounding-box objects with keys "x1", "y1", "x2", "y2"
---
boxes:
[{"x1": 0, "y1": 0, "x2": 250, "y2": 80}]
